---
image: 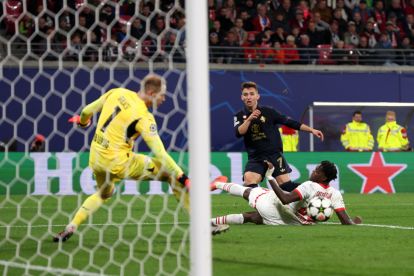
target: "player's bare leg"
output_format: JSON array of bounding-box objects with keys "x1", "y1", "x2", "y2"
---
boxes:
[
  {"x1": 242, "y1": 211, "x2": 263, "y2": 224},
  {"x1": 243, "y1": 171, "x2": 262, "y2": 188}
]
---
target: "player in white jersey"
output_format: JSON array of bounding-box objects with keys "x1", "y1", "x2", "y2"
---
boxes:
[{"x1": 211, "y1": 160, "x2": 362, "y2": 226}]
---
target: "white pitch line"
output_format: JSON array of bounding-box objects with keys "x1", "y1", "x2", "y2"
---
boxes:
[
  {"x1": 1, "y1": 222, "x2": 413, "y2": 230},
  {"x1": 325, "y1": 222, "x2": 414, "y2": 230},
  {"x1": 0, "y1": 260, "x2": 103, "y2": 276},
  {"x1": 0, "y1": 222, "x2": 190, "y2": 228}
]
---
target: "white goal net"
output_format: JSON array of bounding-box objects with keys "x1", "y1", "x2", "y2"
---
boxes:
[{"x1": 0, "y1": 1, "x2": 198, "y2": 275}]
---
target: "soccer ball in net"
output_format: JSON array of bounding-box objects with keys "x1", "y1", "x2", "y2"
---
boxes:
[{"x1": 307, "y1": 197, "x2": 334, "y2": 222}]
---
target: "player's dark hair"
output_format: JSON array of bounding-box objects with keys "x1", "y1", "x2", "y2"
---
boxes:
[
  {"x1": 320, "y1": 160, "x2": 337, "y2": 183},
  {"x1": 241, "y1": 81, "x2": 257, "y2": 91},
  {"x1": 353, "y1": 111, "x2": 362, "y2": 117}
]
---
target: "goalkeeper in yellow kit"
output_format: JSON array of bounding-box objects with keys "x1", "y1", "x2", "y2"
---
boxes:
[{"x1": 53, "y1": 74, "x2": 194, "y2": 242}]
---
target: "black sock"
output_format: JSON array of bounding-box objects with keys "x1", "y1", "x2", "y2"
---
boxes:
[
  {"x1": 280, "y1": 181, "x2": 299, "y2": 192},
  {"x1": 245, "y1": 184, "x2": 259, "y2": 188}
]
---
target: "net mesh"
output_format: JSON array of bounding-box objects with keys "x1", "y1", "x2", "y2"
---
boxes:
[{"x1": 0, "y1": 1, "x2": 190, "y2": 275}]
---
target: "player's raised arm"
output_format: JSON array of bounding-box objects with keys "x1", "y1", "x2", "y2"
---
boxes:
[
  {"x1": 264, "y1": 161, "x2": 300, "y2": 204},
  {"x1": 299, "y1": 124, "x2": 324, "y2": 141},
  {"x1": 336, "y1": 210, "x2": 363, "y2": 225},
  {"x1": 69, "y1": 91, "x2": 112, "y2": 127}
]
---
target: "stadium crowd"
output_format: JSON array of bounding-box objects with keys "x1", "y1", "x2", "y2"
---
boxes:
[{"x1": 1, "y1": 0, "x2": 414, "y2": 65}]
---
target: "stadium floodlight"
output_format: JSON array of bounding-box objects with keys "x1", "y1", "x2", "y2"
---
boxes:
[{"x1": 308, "y1": 102, "x2": 414, "y2": 151}]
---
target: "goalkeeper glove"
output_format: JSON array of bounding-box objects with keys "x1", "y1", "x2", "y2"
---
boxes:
[
  {"x1": 177, "y1": 174, "x2": 191, "y2": 190},
  {"x1": 68, "y1": 115, "x2": 91, "y2": 128}
]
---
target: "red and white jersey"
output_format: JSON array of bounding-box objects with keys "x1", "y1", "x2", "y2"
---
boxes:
[{"x1": 289, "y1": 181, "x2": 346, "y2": 214}]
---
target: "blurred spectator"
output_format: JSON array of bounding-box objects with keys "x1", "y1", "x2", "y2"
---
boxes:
[
  {"x1": 344, "y1": 21, "x2": 360, "y2": 46},
  {"x1": 210, "y1": 20, "x2": 225, "y2": 43},
  {"x1": 329, "y1": 20, "x2": 343, "y2": 45},
  {"x1": 244, "y1": 0, "x2": 257, "y2": 18},
  {"x1": 388, "y1": 0, "x2": 405, "y2": 24},
  {"x1": 313, "y1": 11, "x2": 330, "y2": 31},
  {"x1": 231, "y1": 18, "x2": 248, "y2": 45},
  {"x1": 257, "y1": 30, "x2": 274, "y2": 63},
  {"x1": 332, "y1": 40, "x2": 353, "y2": 64},
  {"x1": 272, "y1": 26, "x2": 287, "y2": 43},
  {"x1": 344, "y1": 0, "x2": 358, "y2": 12},
  {"x1": 336, "y1": 0, "x2": 350, "y2": 21},
  {"x1": 373, "y1": 0, "x2": 386, "y2": 32},
  {"x1": 297, "y1": 0, "x2": 312, "y2": 20},
  {"x1": 352, "y1": 12, "x2": 365, "y2": 33},
  {"x1": 209, "y1": 32, "x2": 223, "y2": 63},
  {"x1": 19, "y1": 15, "x2": 34, "y2": 38},
  {"x1": 151, "y1": 16, "x2": 166, "y2": 35},
  {"x1": 377, "y1": 111, "x2": 410, "y2": 152},
  {"x1": 208, "y1": 0, "x2": 217, "y2": 26},
  {"x1": 361, "y1": 18, "x2": 379, "y2": 48},
  {"x1": 353, "y1": 0, "x2": 372, "y2": 24},
  {"x1": 221, "y1": 30, "x2": 241, "y2": 63},
  {"x1": 67, "y1": 33, "x2": 83, "y2": 61},
  {"x1": 385, "y1": 20, "x2": 401, "y2": 48},
  {"x1": 332, "y1": 8, "x2": 348, "y2": 35},
  {"x1": 312, "y1": 0, "x2": 333, "y2": 23},
  {"x1": 306, "y1": 20, "x2": 331, "y2": 46},
  {"x1": 403, "y1": 14, "x2": 414, "y2": 40},
  {"x1": 282, "y1": 35, "x2": 300, "y2": 64},
  {"x1": 272, "y1": 41, "x2": 285, "y2": 64},
  {"x1": 405, "y1": 0, "x2": 414, "y2": 16},
  {"x1": 397, "y1": 36, "x2": 414, "y2": 65},
  {"x1": 275, "y1": 0, "x2": 295, "y2": 22},
  {"x1": 375, "y1": 32, "x2": 396, "y2": 65},
  {"x1": 30, "y1": 135, "x2": 45, "y2": 152},
  {"x1": 290, "y1": 9, "x2": 309, "y2": 34},
  {"x1": 356, "y1": 36, "x2": 376, "y2": 64},
  {"x1": 273, "y1": 11, "x2": 290, "y2": 33},
  {"x1": 131, "y1": 18, "x2": 145, "y2": 39},
  {"x1": 298, "y1": 34, "x2": 317, "y2": 64},
  {"x1": 252, "y1": 3, "x2": 272, "y2": 32},
  {"x1": 223, "y1": 0, "x2": 237, "y2": 22},
  {"x1": 241, "y1": 32, "x2": 258, "y2": 64},
  {"x1": 239, "y1": 9, "x2": 255, "y2": 31},
  {"x1": 217, "y1": 7, "x2": 235, "y2": 32},
  {"x1": 291, "y1": 26, "x2": 302, "y2": 45}
]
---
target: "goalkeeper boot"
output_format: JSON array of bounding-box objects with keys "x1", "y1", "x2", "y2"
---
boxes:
[
  {"x1": 211, "y1": 223, "x2": 230, "y2": 236},
  {"x1": 53, "y1": 225, "x2": 76, "y2": 242},
  {"x1": 210, "y1": 176, "x2": 228, "y2": 191}
]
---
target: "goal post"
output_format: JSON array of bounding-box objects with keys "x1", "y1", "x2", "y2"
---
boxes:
[
  {"x1": 307, "y1": 102, "x2": 414, "y2": 151},
  {"x1": 186, "y1": 0, "x2": 212, "y2": 276}
]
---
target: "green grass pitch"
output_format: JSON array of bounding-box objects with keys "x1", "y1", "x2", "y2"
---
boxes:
[{"x1": 1, "y1": 193, "x2": 414, "y2": 275}]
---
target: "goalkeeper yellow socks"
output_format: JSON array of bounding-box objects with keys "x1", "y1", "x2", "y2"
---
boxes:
[{"x1": 70, "y1": 192, "x2": 104, "y2": 228}]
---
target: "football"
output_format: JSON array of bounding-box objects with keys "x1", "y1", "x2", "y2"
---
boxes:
[{"x1": 307, "y1": 196, "x2": 334, "y2": 222}]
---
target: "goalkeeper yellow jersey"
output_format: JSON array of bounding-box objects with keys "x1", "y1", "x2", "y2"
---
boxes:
[{"x1": 80, "y1": 88, "x2": 183, "y2": 177}]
